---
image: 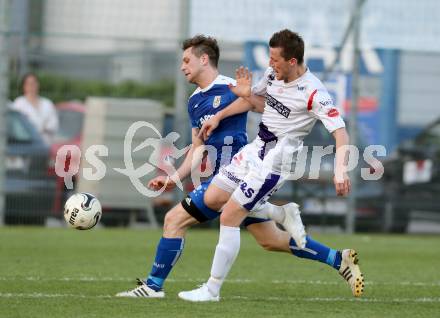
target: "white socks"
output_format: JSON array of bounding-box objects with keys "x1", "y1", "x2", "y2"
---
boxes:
[
  {"x1": 206, "y1": 225, "x2": 241, "y2": 296},
  {"x1": 248, "y1": 202, "x2": 285, "y2": 224},
  {"x1": 205, "y1": 204, "x2": 288, "y2": 297}
]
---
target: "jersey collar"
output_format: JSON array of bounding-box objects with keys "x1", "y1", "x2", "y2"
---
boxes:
[
  {"x1": 199, "y1": 75, "x2": 222, "y2": 93},
  {"x1": 282, "y1": 67, "x2": 310, "y2": 87}
]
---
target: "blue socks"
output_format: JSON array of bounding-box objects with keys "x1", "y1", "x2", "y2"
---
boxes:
[
  {"x1": 145, "y1": 235, "x2": 340, "y2": 291},
  {"x1": 145, "y1": 237, "x2": 184, "y2": 291},
  {"x1": 289, "y1": 235, "x2": 342, "y2": 270}
]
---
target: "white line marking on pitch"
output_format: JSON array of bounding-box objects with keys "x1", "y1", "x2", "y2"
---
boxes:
[
  {"x1": 0, "y1": 293, "x2": 112, "y2": 299},
  {"x1": 0, "y1": 293, "x2": 439, "y2": 303},
  {"x1": 0, "y1": 277, "x2": 439, "y2": 287},
  {"x1": 229, "y1": 296, "x2": 440, "y2": 303}
]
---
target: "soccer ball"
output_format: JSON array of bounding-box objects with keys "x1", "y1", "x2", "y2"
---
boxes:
[{"x1": 64, "y1": 192, "x2": 102, "y2": 230}]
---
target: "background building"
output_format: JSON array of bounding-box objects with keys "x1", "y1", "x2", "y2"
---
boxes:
[
  {"x1": 1, "y1": 0, "x2": 440, "y2": 229},
  {"x1": 6, "y1": 0, "x2": 440, "y2": 148}
]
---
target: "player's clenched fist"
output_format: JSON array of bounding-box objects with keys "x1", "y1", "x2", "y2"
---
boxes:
[{"x1": 333, "y1": 173, "x2": 351, "y2": 196}]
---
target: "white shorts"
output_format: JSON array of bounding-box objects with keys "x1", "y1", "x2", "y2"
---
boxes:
[{"x1": 212, "y1": 136, "x2": 301, "y2": 211}]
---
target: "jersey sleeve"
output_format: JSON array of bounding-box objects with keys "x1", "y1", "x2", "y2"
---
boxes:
[
  {"x1": 308, "y1": 88, "x2": 345, "y2": 133},
  {"x1": 187, "y1": 99, "x2": 199, "y2": 128},
  {"x1": 225, "y1": 89, "x2": 239, "y2": 104},
  {"x1": 251, "y1": 67, "x2": 273, "y2": 96},
  {"x1": 224, "y1": 78, "x2": 239, "y2": 102},
  {"x1": 190, "y1": 116, "x2": 199, "y2": 128},
  {"x1": 11, "y1": 97, "x2": 24, "y2": 111}
]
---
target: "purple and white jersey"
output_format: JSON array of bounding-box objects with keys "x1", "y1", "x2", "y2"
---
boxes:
[{"x1": 252, "y1": 67, "x2": 345, "y2": 141}]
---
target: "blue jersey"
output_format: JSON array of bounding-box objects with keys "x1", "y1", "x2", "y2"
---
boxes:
[{"x1": 188, "y1": 75, "x2": 248, "y2": 174}]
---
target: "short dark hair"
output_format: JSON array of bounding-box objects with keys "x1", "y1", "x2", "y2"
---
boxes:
[
  {"x1": 182, "y1": 35, "x2": 220, "y2": 68},
  {"x1": 269, "y1": 29, "x2": 304, "y2": 65}
]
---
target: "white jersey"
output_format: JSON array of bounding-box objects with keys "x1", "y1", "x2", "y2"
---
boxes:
[
  {"x1": 11, "y1": 96, "x2": 59, "y2": 145},
  {"x1": 252, "y1": 67, "x2": 345, "y2": 141},
  {"x1": 212, "y1": 67, "x2": 347, "y2": 211}
]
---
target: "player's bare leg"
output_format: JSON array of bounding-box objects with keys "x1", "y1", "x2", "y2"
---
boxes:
[
  {"x1": 247, "y1": 221, "x2": 291, "y2": 252},
  {"x1": 205, "y1": 184, "x2": 306, "y2": 247},
  {"x1": 249, "y1": 222, "x2": 364, "y2": 297},
  {"x1": 163, "y1": 204, "x2": 201, "y2": 238},
  {"x1": 203, "y1": 183, "x2": 231, "y2": 211}
]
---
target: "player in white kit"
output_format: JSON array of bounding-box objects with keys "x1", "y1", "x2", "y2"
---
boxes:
[{"x1": 179, "y1": 29, "x2": 364, "y2": 302}]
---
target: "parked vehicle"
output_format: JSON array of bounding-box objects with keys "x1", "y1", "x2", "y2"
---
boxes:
[
  {"x1": 383, "y1": 118, "x2": 440, "y2": 232},
  {"x1": 49, "y1": 101, "x2": 168, "y2": 227},
  {"x1": 271, "y1": 121, "x2": 386, "y2": 232},
  {"x1": 48, "y1": 102, "x2": 85, "y2": 215},
  {"x1": 5, "y1": 110, "x2": 56, "y2": 224}
]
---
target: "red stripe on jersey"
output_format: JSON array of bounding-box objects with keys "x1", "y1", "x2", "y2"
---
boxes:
[
  {"x1": 328, "y1": 108, "x2": 339, "y2": 117},
  {"x1": 307, "y1": 89, "x2": 318, "y2": 111}
]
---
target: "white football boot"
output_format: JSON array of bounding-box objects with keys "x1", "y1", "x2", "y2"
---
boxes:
[
  {"x1": 178, "y1": 284, "x2": 219, "y2": 302},
  {"x1": 116, "y1": 278, "x2": 165, "y2": 298},
  {"x1": 282, "y1": 203, "x2": 307, "y2": 249},
  {"x1": 339, "y1": 249, "x2": 365, "y2": 297}
]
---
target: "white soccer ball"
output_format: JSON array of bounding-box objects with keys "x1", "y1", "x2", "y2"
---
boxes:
[{"x1": 64, "y1": 192, "x2": 102, "y2": 230}]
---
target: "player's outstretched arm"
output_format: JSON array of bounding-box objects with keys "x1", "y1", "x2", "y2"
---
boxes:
[
  {"x1": 231, "y1": 66, "x2": 266, "y2": 112},
  {"x1": 172, "y1": 128, "x2": 205, "y2": 181},
  {"x1": 147, "y1": 175, "x2": 176, "y2": 191},
  {"x1": 198, "y1": 97, "x2": 253, "y2": 140},
  {"x1": 198, "y1": 67, "x2": 265, "y2": 140},
  {"x1": 332, "y1": 127, "x2": 351, "y2": 196},
  {"x1": 245, "y1": 94, "x2": 265, "y2": 113},
  {"x1": 148, "y1": 128, "x2": 204, "y2": 190},
  {"x1": 228, "y1": 66, "x2": 252, "y2": 97}
]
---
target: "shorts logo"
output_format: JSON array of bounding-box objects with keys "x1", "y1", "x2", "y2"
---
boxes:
[
  {"x1": 221, "y1": 167, "x2": 242, "y2": 185},
  {"x1": 327, "y1": 108, "x2": 339, "y2": 117},
  {"x1": 213, "y1": 96, "x2": 222, "y2": 108},
  {"x1": 240, "y1": 182, "x2": 255, "y2": 198}
]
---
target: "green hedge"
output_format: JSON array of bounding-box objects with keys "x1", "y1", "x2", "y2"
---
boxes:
[{"x1": 9, "y1": 73, "x2": 175, "y2": 107}]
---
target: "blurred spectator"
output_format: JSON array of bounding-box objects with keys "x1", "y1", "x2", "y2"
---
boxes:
[{"x1": 11, "y1": 73, "x2": 59, "y2": 145}]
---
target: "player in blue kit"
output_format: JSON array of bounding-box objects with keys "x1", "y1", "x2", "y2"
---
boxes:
[{"x1": 116, "y1": 35, "x2": 350, "y2": 298}]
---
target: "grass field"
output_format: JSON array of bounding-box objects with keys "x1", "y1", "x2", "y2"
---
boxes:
[{"x1": 1, "y1": 227, "x2": 440, "y2": 318}]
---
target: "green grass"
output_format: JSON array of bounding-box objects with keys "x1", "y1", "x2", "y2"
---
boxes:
[{"x1": 1, "y1": 227, "x2": 440, "y2": 317}]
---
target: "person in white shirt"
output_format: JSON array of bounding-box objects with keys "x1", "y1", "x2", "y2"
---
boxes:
[
  {"x1": 12, "y1": 73, "x2": 59, "y2": 145},
  {"x1": 178, "y1": 29, "x2": 364, "y2": 302}
]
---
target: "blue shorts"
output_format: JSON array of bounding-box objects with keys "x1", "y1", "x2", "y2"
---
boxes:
[{"x1": 181, "y1": 180, "x2": 270, "y2": 227}]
